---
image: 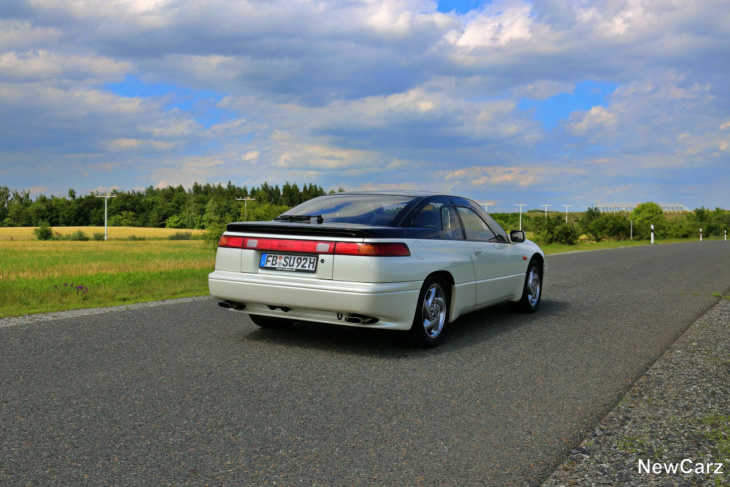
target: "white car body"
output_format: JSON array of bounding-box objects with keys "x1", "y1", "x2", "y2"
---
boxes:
[{"x1": 209, "y1": 192, "x2": 545, "y2": 346}]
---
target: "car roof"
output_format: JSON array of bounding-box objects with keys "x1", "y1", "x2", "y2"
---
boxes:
[{"x1": 323, "y1": 190, "x2": 456, "y2": 199}]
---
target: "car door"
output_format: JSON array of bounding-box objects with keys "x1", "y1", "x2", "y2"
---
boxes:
[{"x1": 455, "y1": 206, "x2": 519, "y2": 306}]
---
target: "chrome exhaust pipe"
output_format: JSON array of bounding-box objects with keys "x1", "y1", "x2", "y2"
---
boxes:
[{"x1": 345, "y1": 314, "x2": 378, "y2": 325}]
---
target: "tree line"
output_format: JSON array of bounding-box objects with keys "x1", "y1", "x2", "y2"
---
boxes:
[
  {"x1": 492, "y1": 202, "x2": 729, "y2": 245},
  {"x1": 1, "y1": 186, "x2": 726, "y2": 244},
  {"x1": 0, "y1": 182, "x2": 328, "y2": 229}
]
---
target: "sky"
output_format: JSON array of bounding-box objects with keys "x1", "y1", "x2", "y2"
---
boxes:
[{"x1": 0, "y1": 0, "x2": 728, "y2": 211}]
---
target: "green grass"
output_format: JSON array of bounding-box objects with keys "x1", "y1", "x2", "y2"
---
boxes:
[{"x1": 0, "y1": 240, "x2": 215, "y2": 318}]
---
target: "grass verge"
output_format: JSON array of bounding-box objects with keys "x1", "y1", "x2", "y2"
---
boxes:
[{"x1": 0, "y1": 239, "x2": 214, "y2": 318}]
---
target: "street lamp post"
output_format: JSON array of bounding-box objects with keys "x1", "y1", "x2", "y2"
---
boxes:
[
  {"x1": 562, "y1": 205, "x2": 572, "y2": 224},
  {"x1": 95, "y1": 193, "x2": 117, "y2": 241},
  {"x1": 236, "y1": 197, "x2": 256, "y2": 221},
  {"x1": 541, "y1": 204, "x2": 551, "y2": 218},
  {"x1": 516, "y1": 204, "x2": 526, "y2": 231}
]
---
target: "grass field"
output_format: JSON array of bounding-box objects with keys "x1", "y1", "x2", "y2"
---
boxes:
[
  {"x1": 0, "y1": 239, "x2": 215, "y2": 318},
  {"x1": 0, "y1": 227, "x2": 713, "y2": 318},
  {"x1": 0, "y1": 226, "x2": 207, "y2": 241}
]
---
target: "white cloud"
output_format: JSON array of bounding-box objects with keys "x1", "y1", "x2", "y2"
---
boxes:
[{"x1": 0, "y1": 0, "x2": 727, "y2": 208}]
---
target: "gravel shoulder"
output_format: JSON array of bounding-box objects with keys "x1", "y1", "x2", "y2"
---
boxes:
[{"x1": 543, "y1": 298, "x2": 730, "y2": 487}]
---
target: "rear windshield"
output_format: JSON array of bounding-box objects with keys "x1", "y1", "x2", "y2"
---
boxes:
[{"x1": 277, "y1": 194, "x2": 418, "y2": 226}]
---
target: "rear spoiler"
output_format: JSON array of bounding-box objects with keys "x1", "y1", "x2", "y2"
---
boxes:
[{"x1": 225, "y1": 221, "x2": 407, "y2": 239}]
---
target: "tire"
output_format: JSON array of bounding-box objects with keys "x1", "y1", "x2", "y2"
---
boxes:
[
  {"x1": 249, "y1": 314, "x2": 294, "y2": 330},
  {"x1": 410, "y1": 276, "x2": 450, "y2": 348},
  {"x1": 516, "y1": 259, "x2": 542, "y2": 313}
]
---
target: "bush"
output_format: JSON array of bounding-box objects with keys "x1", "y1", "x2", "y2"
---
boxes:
[
  {"x1": 93, "y1": 232, "x2": 105, "y2": 241},
  {"x1": 552, "y1": 223, "x2": 580, "y2": 245},
  {"x1": 33, "y1": 221, "x2": 54, "y2": 240},
  {"x1": 65, "y1": 230, "x2": 90, "y2": 241},
  {"x1": 168, "y1": 231, "x2": 192, "y2": 240},
  {"x1": 533, "y1": 216, "x2": 579, "y2": 245},
  {"x1": 205, "y1": 222, "x2": 226, "y2": 250}
]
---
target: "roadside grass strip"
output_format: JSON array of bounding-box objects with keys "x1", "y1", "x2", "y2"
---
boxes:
[{"x1": 0, "y1": 240, "x2": 214, "y2": 318}]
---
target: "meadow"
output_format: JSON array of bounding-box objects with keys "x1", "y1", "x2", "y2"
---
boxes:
[
  {"x1": 0, "y1": 233, "x2": 214, "y2": 318},
  {"x1": 0, "y1": 227, "x2": 712, "y2": 318}
]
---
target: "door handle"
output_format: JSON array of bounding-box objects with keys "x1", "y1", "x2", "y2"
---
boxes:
[{"x1": 474, "y1": 249, "x2": 483, "y2": 257}]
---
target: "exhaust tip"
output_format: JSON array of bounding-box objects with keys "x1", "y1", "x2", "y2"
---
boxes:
[{"x1": 344, "y1": 314, "x2": 378, "y2": 325}]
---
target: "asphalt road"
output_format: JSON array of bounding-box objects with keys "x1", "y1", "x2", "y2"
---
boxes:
[{"x1": 1, "y1": 241, "x2": 729, "y2": 486}]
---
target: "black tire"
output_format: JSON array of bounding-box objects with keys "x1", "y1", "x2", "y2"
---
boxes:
[
  {"x1": 409, "y1": 276, "x2": 450, "y2": 348},
  {"x1": 249, "y1": 314, "x2": 294, "y2": 329},
  {"x1": 516, "y1": 259, "x2": 542, "y2": 313}
]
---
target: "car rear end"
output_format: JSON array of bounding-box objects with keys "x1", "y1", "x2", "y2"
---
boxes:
[{"x1": 209, "y1": 224, "x2": 423, "y2": 330}]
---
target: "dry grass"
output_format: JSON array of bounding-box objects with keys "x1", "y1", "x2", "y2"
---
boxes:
[{"x1": 0, "y1": 226, "x2": 207, "y2": 241}]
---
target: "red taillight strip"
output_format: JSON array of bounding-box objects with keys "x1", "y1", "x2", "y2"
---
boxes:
[
  {"x1": 218, "y1": 235, "x2": 244, "y2": 248},
  {"x1": 245, "y1": 237, "x2": 335, "y2": 254},
  {"x1": 218, "y1": 236, "x2": 410, "y2": 257},
  {"x1": 334, "y1": 242, "x2": 411, "y2": 257}
]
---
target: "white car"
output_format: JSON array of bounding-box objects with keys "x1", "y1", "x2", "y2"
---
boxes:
[{"x1": 209, "y1": 192, "x2": 545, "y2": 347}]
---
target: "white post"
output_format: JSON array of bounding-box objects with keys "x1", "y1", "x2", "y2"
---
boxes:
[
  {"x1": 541, "y1": 204, "x2": 551, "y2": 218},
  {"x1": 95, "y1": 193, "x2": 117, "y2": 241},
  {"x1": 562, "y1": 205, "x2": 572, "y2": 223},
  {"x1": 651, "y1": 224, "x2": 655, "y2": 244},
  {"x1": 630, "y1": 220, "x2": 633, "y2": 240},
  {"x1": 516, "y1": 204, "x2": 526, "y2": 230},
  {"x1": 725, "y1": 230, "x2": 727, "y2": 241},
  {"x1": 236, "y1": 197, "x2": 257, "y2": 221},
  {"x1": 700, "y1": 228, "x2": 703, "y2": 242}
]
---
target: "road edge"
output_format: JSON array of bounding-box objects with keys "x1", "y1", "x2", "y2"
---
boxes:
[
  {"x1": 0, "y1": 296, "x2": 213, "y2": 329},
  {"x1": 542, "y1": 298, "x2": 730, "y2": 486}
]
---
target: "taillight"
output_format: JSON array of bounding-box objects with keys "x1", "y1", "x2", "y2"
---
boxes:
[
  {"x1": 334, "y1": 242, "x2": 411, "y2": 257},
  {"x1": 242, "y1": 237, "x2": 334, "y2": 254},
  {"x1": 218, "y1": 236, "x2": 410, "y2": 257},
  {"x1": 218, "y1": 235, "x2": 244, "y2": 248}
]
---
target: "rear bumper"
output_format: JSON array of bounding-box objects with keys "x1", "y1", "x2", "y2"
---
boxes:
[{"x1": 208, "y1": 271, "x2": 421, "y2": 330}]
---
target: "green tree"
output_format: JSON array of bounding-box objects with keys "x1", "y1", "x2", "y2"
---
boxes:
[{"x1": 631, "y1": 202, "x2": 667, "y2": 240}]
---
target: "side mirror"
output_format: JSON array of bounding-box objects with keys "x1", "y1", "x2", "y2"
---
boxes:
[{"x1": 510, "y1": 230, "x2": 525, "y2": 243}]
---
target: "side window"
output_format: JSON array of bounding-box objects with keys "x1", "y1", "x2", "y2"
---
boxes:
[
  {"x1": 442, "y1": 207, "x2": 464, "y2": 240},
  {"x1": 411, "y1": 203, "x2": 443, "y2": 229},
  {"x1": 456, "y1": 207, "x2": 496, "y2": 242}
]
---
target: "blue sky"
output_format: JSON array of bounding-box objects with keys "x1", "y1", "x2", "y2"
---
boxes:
[{"x1": 0, "y1": 0, "x2": 728, "y2": 211}]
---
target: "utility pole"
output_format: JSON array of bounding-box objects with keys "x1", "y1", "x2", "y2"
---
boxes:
[
  {"x1": 562, "y1": 205, "x2": 572, "y2": 224},
  {"x1": 95, "y1": 193, "x2": 117, "y2": 241},
  {"x1": 515, "y1": 204, "x2": 526, "y2": 230},
  {"x1": 541, "y1": 204, "x2": 551, "y2": 218},
  {"x1": 236, "y1": 196, "x2": 256, "y2": 221}
]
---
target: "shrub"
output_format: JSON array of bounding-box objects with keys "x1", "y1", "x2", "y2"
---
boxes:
[
  {"x1": 33, "y1": 221, "x2": 54, "y2": 240},
  {"x1": 93, "y1": 232, "x2": 105, "y2": 241},
  {"x1": 205, "y1": 222, "x2": 227, "y2": 250},
  {"x1": 168, "y1": 231, "x2": 192, "y2": 240},
  {"x1": 65, "y1": 230, "x2": 90, "y2": 241}
]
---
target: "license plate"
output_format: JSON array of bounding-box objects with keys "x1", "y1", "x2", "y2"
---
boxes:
[{"x1": 260, "y1": 253, "x2": 318, "y2": 273}]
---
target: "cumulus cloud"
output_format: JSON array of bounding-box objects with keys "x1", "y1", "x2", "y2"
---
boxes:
[{"x1": 0, "y1": 0, "x2": 728, "y2": 208}]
